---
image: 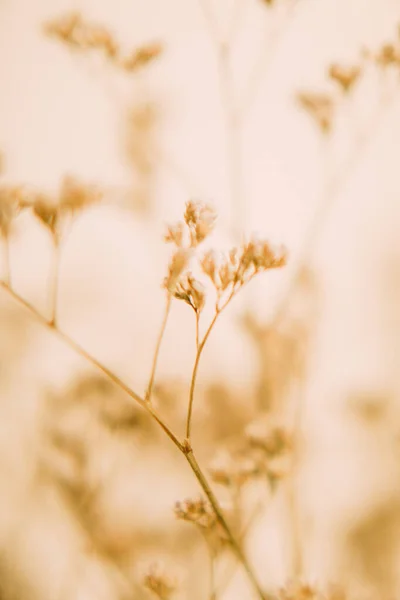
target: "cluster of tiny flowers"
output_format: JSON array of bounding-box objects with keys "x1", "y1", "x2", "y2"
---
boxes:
[
  {"x1": 143, "y1": 563, "x2": 178, "y2": 600},
  {"x1": 0, "y1": 176, "x2": 100, "y2": 241},
  {"x1": 174, "y1": 496, "x2": 217, "y2": 530},
  {"x1": 201, "y1": 239, "x2": 287, "y2": 305},
  {"x1": 163, "y1": 200, "x2": 217, "y2": 304},
  {"x1": 297, "y1": 24, "x2": 400, "y2": 134},
  {"x1": 44, "y1": 12, "x2": 162, "y2": 73},
  {"x1": 163, "y1": 201, "x2": 286, "y2": 315},
  {"x1": 244, "y1": 417, "x2": 293, "y2": 485}
]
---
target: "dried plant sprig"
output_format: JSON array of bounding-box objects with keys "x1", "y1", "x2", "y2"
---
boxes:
[
  {"x1": 184, "y1": 199, "x2": 217, "y2": 247},
  {"x1": 0, "y1": 204, "x2": 270, "y2": 600},
  {"x1": 44, "y1": 12, "x2": 163, "y2": 73},
  {"x1": 172, "y1": 273, "x2": 206, "y2": 313},
  {"x1": 186, "y1": 238, "x2": 286, "y2": 442},
  {"x1": 0, "y1": 185, "x2": 25, "y2": 238},
  {"x1": 163, "y1": 249, "x2": 192, "y2": 293},
  {"x1": 44, "y1": 12, "x2": 118, "y2": 58},
  {"x1": 175, "y1": 496, "x2": 217, "y2": 530},
  {"x1": 143, "y1": 563, "x2": 178, "y2": 600},
  {"x1": 121, "y1": 42, "x2": 163, "y2": 72}
]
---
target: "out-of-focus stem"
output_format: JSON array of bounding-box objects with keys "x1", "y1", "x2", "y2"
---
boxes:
[{"x1": 146, "y1": 293, "x2": 172, "y2": 402}]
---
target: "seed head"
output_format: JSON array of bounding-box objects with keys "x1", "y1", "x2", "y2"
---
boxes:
[{"x1": 172, "y1": 273, "x2": 206, "y2": 313}]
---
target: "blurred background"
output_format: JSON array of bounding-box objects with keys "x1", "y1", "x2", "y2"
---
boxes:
[{"x1": 0, "y1": 0, "x2": 400, "y2": 598}]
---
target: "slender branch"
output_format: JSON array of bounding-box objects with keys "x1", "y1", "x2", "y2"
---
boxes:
[
  {"x1": 186, "y1": 309, "x2": 219, "y2": 440},
  {"x1": 185, "y1": 450, "x2": 269, "y2": 600},
  {"x1": 146, "y1": 293, "x2": 172, "y2": 402},
  {"x1": 270, "y1": 88, "x2": 397, "y2": 331},
  {"x1": 49, "y1": 236, "x2": 60, "y2": 327},
  {"x1": 2, "y1": 235, "x2": 11, "y2": 286},
  {"x1": 0, "y1": 280, "x2": 183, "y2": 451},
  {"x1": 237, "y1": 0, "x2": 299, "y2": 119},
  {"x1": 198, "y1": 0, "x2": 245, "y2": 240}
]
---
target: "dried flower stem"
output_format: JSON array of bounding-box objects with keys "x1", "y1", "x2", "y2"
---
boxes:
[
  {"x1": 0, "y1": 280, "x2": 182, "y2": 450},
  {"x1": 49, "y1": 237, "x2": 60, "y2": 327},
  {"x1": 2, "y1": 235, "x2": 11, "y2": 287},
  {"x1": 270, "y1": 88, "x2": 397, "y2": 331},
  {"x1": 146, "y1": 293, "x2": 172, "y2": 402},
  {"x1": 186, "y1": 309, "x2": 219, "y2": 440},
  {"x1": 237, "y1": 0, "x2": 299, "y2": 119},
  {"x1": 198, "y1": 0, "x2": 245, "y2": 240},
  {"x1": 185, "y1": 449, "x2": 268, "y2": 600},
  {"x1": 0, "y1": 280, "x2": 266, "y2": 600}
]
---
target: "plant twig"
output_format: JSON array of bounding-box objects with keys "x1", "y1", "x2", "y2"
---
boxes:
[
  {"x1": 0, "y1": 280, "x2": 182, "y2": 451},
  {"x1": 270, "y1": 88, "x2": 397, "y2": 332},
  {"x1": 198, "y1": 0, "x2": 245, "y2": 240},
  {"x1": 145, "y1": 293, "x2": 172, "y2": 402},
  {"x1": 237, "y1": 0, "x2": 299, "y2": 119},
  {"x1": 186, "y1": 287, "x2": 236, "y2": 441}
]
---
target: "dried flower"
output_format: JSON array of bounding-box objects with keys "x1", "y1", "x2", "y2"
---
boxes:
[
  {"x1": 200, "y1": 249, "x2": 218, "y2": 285},
  {"x1": 184, "y1": 200, "x2": 217, "y2": 247},
  {"x1": 163, "y1": 249, "x2": 191, "y2": 293},
  {"x1": 0, "y1": 186, "x2": 25, "y2": 237},
  {"x1": 164, "y1": 221, "x2": 186, "y2": 247},
  {"x1": 59, "y1": 175, "x2": 101, "y2": 216},
  {"x1": 32, "y1": 195, "x2": 60, "y2": 236},
  {"x1": 328, "y1": 63, "x2": 361, "y2": 92},
  {"x1": 121, "y1": 42, "x2": 163, "y2": 72},
  {"x1": 175, "y1": 497, "x2": 216, "y2": 530},
  {"x1": 173, "y1": 273, "x2": 205, "y2": 312},
  {"x1": 297, "y1": 91, "x2": 335, "y2": 133},
  {"x1": 44, "y1": 12, "x2": 118, "y2": 58},
  {"x1": 143, "y1": 563, "x2": 177, "y2": 599},
  {"x1": 375, "y1": 43, "x2": 400, "y2": 67}
]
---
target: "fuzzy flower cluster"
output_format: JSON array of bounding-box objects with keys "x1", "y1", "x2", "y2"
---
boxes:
[
  {"x1": 163, "y1": 201, "x2": 286, "y2": 316},
  {"x1": 164, "y1": 201, "x2": 286, "y2": 316},
  {"x1": 174, "y1": 496, "x2": 217, "y2": 530},
  {"x1": 44, "y1": 12, "x2": 162, "y2": 73},
  {"x1": 0, "y1": 176, "x2": 100, "y2": 241},
  {"x1": 297, "y1": 24, "x2": 400, "y2": 134}
]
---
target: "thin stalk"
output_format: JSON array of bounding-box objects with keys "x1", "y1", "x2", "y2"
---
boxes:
[
  {"x1": 0, "y1": 280, "x2": 182, "y2": 452},
  {"x1": 237, "y1": 0, "x2": 299, "y2": 119},
  {"x1": 186, "y1": 310, "x2": 219, "y2": 440},
  {"x1": 49, "y1": 236, "x2": 60, "y2": 327},
  {"x1": 198, "y1": 0, "x2": 245, "y2": 240},
  {"x1": 0, "y1": 280, "x2": 266, "y2": 599},
  {"x1": 146, "y1": 293, "x2": 172, "y2": 402},
  {"x1": 2, "y1": 235, "x2": 11, "y2": 286},
  {"x1": 185, "y1": 450, "x2": 268, "y2": 600}
]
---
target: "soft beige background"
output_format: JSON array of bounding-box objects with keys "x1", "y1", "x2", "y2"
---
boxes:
[{"x1": 0, "y1": 0, "x2": 399, "y2": 598}]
